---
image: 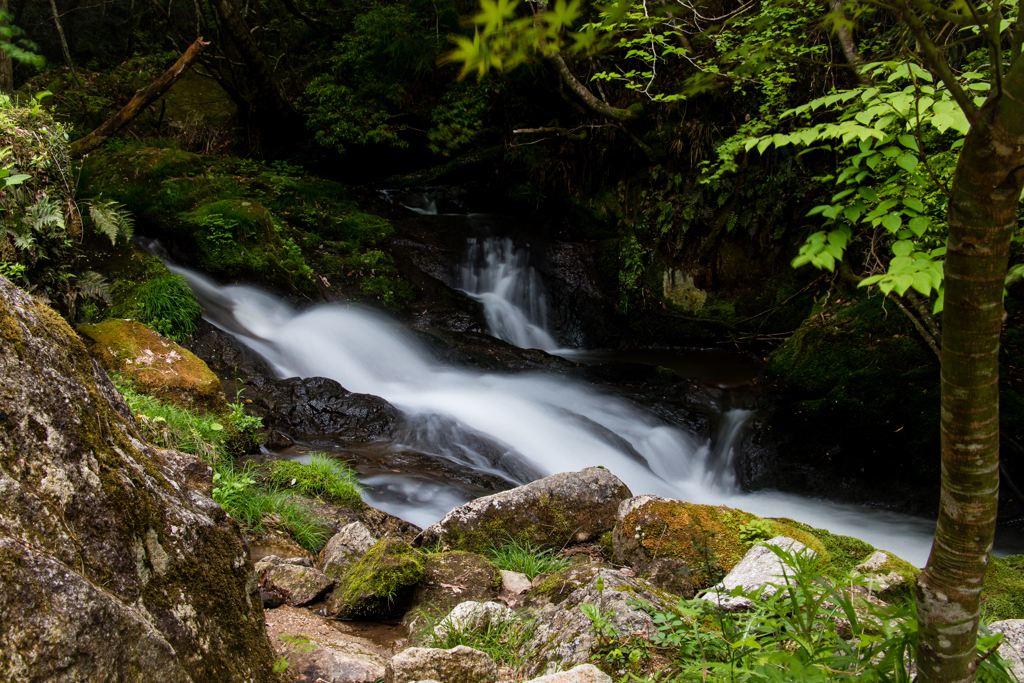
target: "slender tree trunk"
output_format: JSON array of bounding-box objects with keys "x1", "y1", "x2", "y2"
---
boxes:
[
  {"x1": 48, "y1": 0, "x2": 78, "y2": 87},
  {"x1": 829, "y1": 0, "x2": 871, "y2": 86},
  {"x1": 70, "y1": 38, "x2": 209, "y2": 157},
  {"x1": 915, "y1": 60, "x2": 1024, "y2": 683},
  {"x1": 0, "y1": 0, "x2": 13, "y2": 94}
]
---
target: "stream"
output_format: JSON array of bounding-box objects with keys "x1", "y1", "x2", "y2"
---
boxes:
[{"x1": 164, "y1": 194, "x2": 1012, "y2": 568}]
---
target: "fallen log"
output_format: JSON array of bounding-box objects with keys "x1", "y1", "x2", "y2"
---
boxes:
[{"x1": 70, "y1": 37, "x2": 209, "y2": 158}]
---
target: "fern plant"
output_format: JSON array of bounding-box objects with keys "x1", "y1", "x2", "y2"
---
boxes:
[{"x1": 89, "y1": 199, "x2": 134, "y2": 245}]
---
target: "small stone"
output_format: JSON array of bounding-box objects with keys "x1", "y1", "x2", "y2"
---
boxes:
[
  {"x1": 500, "y1": 570, "x2": 532, "y2": 595},
  {"x1": 699, "y1": 537, "x2": 812, "y2": 612},
  {"x1": 263, "y1": 564, "x2": 336, "y2": 607},
  {"x1": 384, "y1": 645, "x2": 498, "y2": 683},
  {"x1": 989, "y1": 620, "x2": 1024, "y2": 682},
  {"x1": 433, "y1": 601, "x2": 516, "y2": 639}
]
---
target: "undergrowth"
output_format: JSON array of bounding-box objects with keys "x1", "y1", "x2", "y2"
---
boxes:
[
  {"x1": 115, "y1": 377, "x2": 336, "y2": 552},
  {"x1": 487, "y1": 538, "x2": 571, "y2": 580},
  {"x1": 585, "y1": 546, "x2": 1016, "y2": 683}
]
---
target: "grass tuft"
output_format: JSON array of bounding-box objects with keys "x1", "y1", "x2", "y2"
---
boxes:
[
  {"x1": 267, "y1": 454, "x2": 364, "y2": 507},
  {"x1": 487, "y1": 538, "x2": 571, "y2": 580},
  {"x1": 417, "y1": 609, "x2": 536, "y2": 671}
]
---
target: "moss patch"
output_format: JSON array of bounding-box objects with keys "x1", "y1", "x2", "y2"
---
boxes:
[{"x1": 982, "y1": 554, "x2": 1024, "y2": 623}]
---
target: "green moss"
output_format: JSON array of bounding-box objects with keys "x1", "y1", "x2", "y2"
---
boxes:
[
  {"x1": 982, "y1": 554, "x2": 1024, "y2": 623},
  {"x1": 439, "y1": 493, "x2": 585, "y2": 554},
  {"x1": 531, "y1": 565, "x2": 600, "y2": 605},
  {"x1": 332, "y1": 537, "x2": 424, "y2": 618}
]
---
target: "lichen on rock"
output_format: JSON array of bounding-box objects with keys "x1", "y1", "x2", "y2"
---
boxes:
[{"x1": 0, "y1": 275, "x2": 277, "y2": 682}]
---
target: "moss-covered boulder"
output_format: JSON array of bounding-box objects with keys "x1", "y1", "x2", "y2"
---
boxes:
[
  {"x1": 0, "y1": 275, "x2": 277, "y2": 682},
  {"x1": 415, "y1": 467, "x2": 633, "y2": 553},
  {"x1": 327, "y1": 537, "x2": 424, "y2": 619},
  {"x1": 612, "y1": 495, "x2": 826, "y2": 590},
  {"x1": 78, "y1": 318, "x2": 228, "y2": 415},
  {"x1": 403, "y1": 551, "x2": 502, "y2": 632}
]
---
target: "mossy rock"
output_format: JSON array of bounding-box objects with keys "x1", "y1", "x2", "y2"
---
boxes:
[
  {"x1": 528, "y1": 563, "x2": 603, "y2": 607},
  {"x1": 327, "y1": 537, "x2": 424, "y2": 619},
  {"x1": 854, "y1": 549, "x2": 919, "y2": 604},
  {"x1": 78, "y1": 319, "x2": 228, "y2": 415},
  {"x1": 403, "y1": 551, "x2": 502, "y2": 633},
  {"x1": 983, "y1": 555, "x2": 1024, "y2": 622},
  {"x1": 612, "y1": 496, "x2": 827, "y2": 590}
]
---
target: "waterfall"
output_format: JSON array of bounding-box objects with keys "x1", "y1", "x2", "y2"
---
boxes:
[
  {"x1": 174, "y1": 264, "x2": 942, "y2": 565},
  {"x1": 458, "y1": 236, "x2": 559, "y2": 352}
]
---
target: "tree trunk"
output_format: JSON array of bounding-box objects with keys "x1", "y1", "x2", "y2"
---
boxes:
[
  {"x1": 48, "y1": 0, "x2": 78, "y2": 86},
  {"x1": 209, "y1": 0, "x2": 296, "y2": 124},
  {"x1": 915, "y1": 61, "x2": 1024, "y2": 683},
  {"x1": 70, "y1": 38, "x2": 209, "y2": 158},
  {"x1": 0, "y1": 0, "x2": 12, "y2": 94}
]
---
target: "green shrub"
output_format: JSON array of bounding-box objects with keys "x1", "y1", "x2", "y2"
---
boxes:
[{"x1": 487, "y1": 538, "x2": 570, "y2": 580}]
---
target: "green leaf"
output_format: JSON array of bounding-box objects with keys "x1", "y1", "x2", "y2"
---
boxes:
[
  {"x1": 908, "y1": 216, "x2": 929, "y2": 237},
  {"x1": 757, "y1": 138, "x2": 773, "y2": 155},
  {"x1": 865, "y1": 153, "x2": 882, "y2": 170},
  {"x1": 892, "y1": 240, "x2": 914, "y2": 257},
  {"x1": 904, "y1": 197, "x2": 925, "y2": 213},
  {"x1": 806, "y1": 205, "x2": 829, "y2": 217},
  {"x1": 897, "y1": 134, "x2": 919, "y2": 151},
  {"x1": 828, "y1": 229, "x2": 848, "y2": 247},
  {"x1": 882, "y1": 214, "x2": 902, "y2": 233},
  {"x1": 933, "y1": 289, "x2": 944, "y2": 314},
  {"x1": 817, "y1": 251, "x2": 836, "y2": 271},
  {"x1": 881, "y1": 146, "x2": 900, "y2": 157},
  {"x1": 893, "y1": 273, "x2": 914, "y2": 295},
  {"x1": 858, "y1": 186, "x2": 878, "y2": 201},
  {"x1": 896, "y1": 154, "x2": 919, "y2": 172}
]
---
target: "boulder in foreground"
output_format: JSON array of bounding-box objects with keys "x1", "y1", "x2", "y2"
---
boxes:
[{"x1": 0, "y1": 276, "x2": 276, "y2": 682}]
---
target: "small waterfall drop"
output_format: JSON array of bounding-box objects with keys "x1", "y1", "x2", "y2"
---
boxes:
[
  {"x1": 458, "y1": 237, "x2": 559, "y2": 351},
  {"x1": 174, "y1": 265, "x2": 942, "y2": 565}
]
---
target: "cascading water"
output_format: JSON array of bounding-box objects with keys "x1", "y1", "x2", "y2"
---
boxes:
[
  {"x1": 458, "y1": 237, "x2": 559, "y2": 352},
  {"x1": 174, "y1": 264, "x2": 946, "y2": 565}
]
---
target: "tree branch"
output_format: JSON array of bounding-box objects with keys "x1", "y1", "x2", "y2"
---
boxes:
[
  {"x1": 70, "y1": 38, "x2": 209, "y2": 158},
  {"x1": 546, "y1": 52, "x2": 643, "y2": 121},
  {"x1": 901, "y1": 0, "x2": 980, "y2": 122}
]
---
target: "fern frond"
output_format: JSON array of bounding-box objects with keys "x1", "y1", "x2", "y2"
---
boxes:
[
  {"x1": 77, "y1": 270, "x2": 111, "y2": 303},
  {"x1": 13, "y1": 233, "x2": 35, "y2": 251},
  {"x1": 89, "y1": 200, "x2": 135, "y2": 245},
  {"x1": 26, "y1": 196, "x2": 65, "y2": 232}
]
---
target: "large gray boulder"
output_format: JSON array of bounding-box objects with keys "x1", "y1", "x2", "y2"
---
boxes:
[
  {"x1": 384, "y1": 645, "x2": 498, "y2": 683},
  {"x1": 415, "y1": 467, "x2": 632, "y2": 553},
  {"x1": 403, "y1": 551, "x2": 502, "y2": 633},
  {"x1": 265, "y1": 605, "x2": 388, "y2": 683},
  {"x1": 522, "y1": 567, "x2": 675, "y2": 678},
  {"x1": 988, "y1": 619, "x2": 1024, "y2": 682},
  {"x1": 0, "y1": 276, "x2": 277, "y2": 682}
]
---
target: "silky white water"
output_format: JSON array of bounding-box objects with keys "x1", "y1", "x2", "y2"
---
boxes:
[
  {"x1": 174, "y1": 266, "x2": 942, "y2": 566},
  {"x1": 458, "y1": 237, "x2": 559, "y2": 352}
]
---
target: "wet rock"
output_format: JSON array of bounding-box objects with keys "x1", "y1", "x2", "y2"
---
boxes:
[
  {"x1": 433, "y1": 601, "x2": 516, "y2": 639},
  {"x1": 699, "y1": 537, "x2": 813, "y2": 612},
  {"x1": 412, "y1": 327, "x2": 579, "y2": 375},
  {"x1": 244, "y1": 375, "x2": 400, "y2": 444},
  {"x1": 522, "y1": 567, "x2": 674, "y2": 677},
  {"x1": 183, "y1": 318, "x2": 277, "y2": 381},
  {"x1": 78, "y1": 318, "x2": 229, "y2": 414},
  {"x1": 384, "y1": 645, "x2": 498, "y2": 683},
  {"x1": 0, "y1": 275, "x2": 276, "y2": 681},
  {"x1": 328, "y1": 537, "x2": 424, "y2": 619},
  {"x1": 403, "y1": 552, "x2": 503, "y2": 633},
  {"x1": 612, "y1": 495, "x2": 825, "y2": 591},
  {"x1": 988, "y1": 620, "x2": 1024, "y2": 682},
  {"x1": 249, "y1": 533, "x2": 316, "y2": 563},
  {"x1": 259, "y1": 563, "x2": 336, "y2": 607},
  {"x1": 265, "y1": 605, "x2": 388, "y2": 683},
  {"x1": 525, "y1": 664, "x2": 613, "y2": 683},
  {"x1": 415, "y1": 467, "x2": 632, "y2": 553},
  {"x1": 320, "y1": 521, "x2": 378, "y2": 579}
]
